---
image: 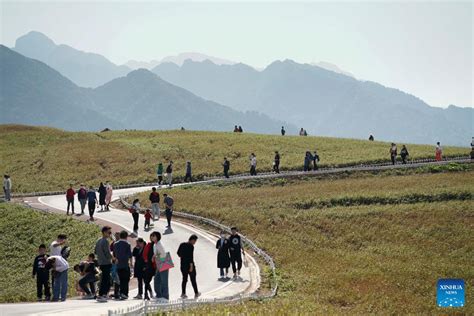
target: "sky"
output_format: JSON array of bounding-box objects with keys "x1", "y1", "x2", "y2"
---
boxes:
[{"x1": 1, "y1": 1, "x2": 472, "y2": 108}]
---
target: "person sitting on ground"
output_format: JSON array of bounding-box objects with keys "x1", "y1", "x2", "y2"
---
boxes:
[
  {"x1": 238, "y1": 126, "x2": 243, "y2": 133},
  {"x1": 400, "y1": 145, "x2": 409, "y2": 164},
  {"x1": 303, "y1": 129, "x2": 308, "y2": 136},
  {"x1": 369, "y1": 134, "x2": 374, "y2": 141},
  {"x1": 144, "y1": 209, "x2": 152, "y2": 231},
  {"x1": 32, "y1": 244, "x2": 51, "y2": 301},
  {"x1": 73, "y1": 254, "x2": 98, "y2": 299},
  {"x1": 233, "y1": 125, "x2": 239, "y2": 133}
]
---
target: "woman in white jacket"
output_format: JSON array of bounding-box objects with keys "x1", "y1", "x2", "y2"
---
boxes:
[{"x1": 153, "y1": 232, "x2": 169, "y2": 301}]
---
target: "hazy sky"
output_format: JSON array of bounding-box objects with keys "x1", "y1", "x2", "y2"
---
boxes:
[{"x1": 1, "y1": 1, "x2": 472, "y2": 108}]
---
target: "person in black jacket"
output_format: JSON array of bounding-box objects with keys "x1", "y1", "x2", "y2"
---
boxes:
[
  {"x1": 216, "y1": 231, "x2": 231, "y2": 279},
  {"x1": 281, "y1": 126, "x2": 286, "y2": 136},
  {"x1": 312, "y1": 150, "x2": 320, "y2": 170},
  {"x1": 273, "y1": 151, "x2": 281, "y2": 173},
  {"x1": 400, "y1": 145, "x2": 409, "y2": 164},
  {"x1": 223, "y1": 158, "x2": 230, "y2": 178},
  {"x1": 229, "y1": 227, "x2": 245, "y2": 279},
  {"x1": 98, "y1": 182, "x2": 106, "y2": 211},
  {"x1": 177, "y1": 235, "x2": 200, "y2": 299},
  {"x1": 166, "y1": 161, "x2": 173, "y2": 187},
  {"x1": 32, "y1": 244, "x2": 50, "y2": 301},
  {"x1": 132, "y1": 238, "x2": 146, "y2": 299}
]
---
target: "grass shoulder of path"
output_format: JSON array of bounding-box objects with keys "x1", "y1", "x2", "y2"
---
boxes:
[
  {"x1": 0, "y1": 203, "x2": 100, "y2": 303},
  {"x1": 0, "y1": 124, "x2": 469, "y2": 193},
  {"x1": 128, "y1": 169, "x2": 473, "y2": 314}
]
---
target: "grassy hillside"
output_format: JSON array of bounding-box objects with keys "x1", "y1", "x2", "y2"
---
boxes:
[
  {"x1": 132, "y1": 168, "x2": 473, "y2": 314},
  {"x1": 0, "y1": 124, "x2": 469, "y2": 193},
  {"x1": 0, "y1": 203, "x2": 100, "y2": 303}
]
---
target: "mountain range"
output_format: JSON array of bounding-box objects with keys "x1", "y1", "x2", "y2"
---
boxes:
[
  {"x1": 125, "y1": 52, "x2": 236, "y2": 70},
  {"x1": 0, "y1": 45, "x2": 289, "y2": 133},
  {"x1": 3, "y1": 31, "x2": 473, "y2": 145}
]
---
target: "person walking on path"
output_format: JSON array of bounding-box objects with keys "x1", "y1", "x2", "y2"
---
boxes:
[
  {"x1": 32, "y1": 244, "x2": 51, "y2": 301},
  {"x1": 312, "y1": 150, "x2": 320, "y2": 170},
  {"x1": 130, "y1": 199, "x2": 140, "y2": 237},
  {"x1": 177, "y1": 234, "x2": 201, "y2": 299},
  {"x1": 3, "y1": 175, "x2": 11, "y2": 201},
  {"x1": 304, "y1": 151, "x2": 313, "y2": 172},
  {"x1": 46, "y1": 256, "x2": 69, "y2": 302},
  {"x1": 153, "y1": 231, "x2": 170, "y2": 301},
  {"x1": 216, "y1": 231, "x2": 231, "y2": 279},
  {"x1": 77, "y1": 184, "x2": 87, "y2": 215},
  {"x1": 156, "y1": 163, "x2": 164, "y2": 186},
  {"x1": 142, "y1": 234, "x2": 156, "y2": 300},
  {"x1": 435, "y1": 142, "x2": 443, "y2": 161},
  {"x1": 144, "y1": 209, "x2": 152, "y2": 230},
  {"x1": 223, "y1": 158, "x2": 230, "y2": 178},
  {"x1": 105, "y1": 182, "x2": 113, "y2": 211},
  {"x1": 149, "y1": 187, "x2": 160, "y2": 222},
  {"x1": 163, "y1": 194, "x2": 174, "y2": 229},
  {"x1": 281, "y1": 126, "x2": 286, "y2": 136},
  {"x1": 87, "y1": 187, "x2": 98, "y2": 221},
  {"x1": 95, "y1": 226, "x2": 113, "y2": 302},
  {"x1": 98, "y1": 182, "x2": 107, "y2": 211},
  {"x1": 132, "y1": 238, "x2": 146, "y2": 299},
  {"x1": 229, "y1": 227, "x2": 245, "y2": 279},
  {"x1": 249, "y1": 153, "x2": 257, "y2": 176},
  {"x1": 66, "y1": 184, "x2": 75, "y2": 215},
  {"x1": 400, "y1": 145, "x2": 409, "y2": 164},
  {"x1": 273, "y1": 151, "x2": 281, "y2": 173},
  {"x1": 112, "y1": 230, "x2": 133, "y2": 300},
  {"x1": 166, "y1": 161, "x2": 174, "y2": 187},
  {"x1": 389, "y1": 143, "x2": 398, "y2": 165},
  {"x1": 184, "y1": 161, "x2": 192, "y2": 182}
]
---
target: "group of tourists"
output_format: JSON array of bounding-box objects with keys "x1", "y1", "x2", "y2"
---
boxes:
[
  {"x1": 32, "y1": 224, "x2": 246, "y2": 303},
  {"x1": 156, "y1": 161, "x2": 178, "y2": 187},
  {"x1": 388, "y1": 142, "x2": 444, "y2": 165},
  {"x1": 64, "y1": 182, "x2": 113, "y2": 221},
  {"x1": 128, "y1": 189, "x2": 174, "y2": 236}
]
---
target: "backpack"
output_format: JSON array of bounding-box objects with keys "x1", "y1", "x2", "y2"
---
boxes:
[{"x1": 61, "y1": 246, "x2": 71, "y2": 260}]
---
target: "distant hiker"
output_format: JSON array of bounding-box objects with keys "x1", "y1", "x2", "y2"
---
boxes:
[
  {"x1": 66, "y1": 184, "x2": 75, "y2": 215},
  {"x1": 113, "y1": 230, "x2": 132, "y2": 300},
  {"x1": 105, "y1": 182, "x2": 113, "y2": 211},
  {"x1": 304, "y1": 151, "x2": 313, "y2": 171},
  {"x1": 223, "y1": 157, "x2": 230, "y2": 178},
  {"x1": 184, "y1": 161, "x2": 192, "y2": 182},
  {"x1": 163, "y1": 193, "x2": 174, "y2": 229},
  {"x1": 130, "y1": 199, "x2": 140, "y2": 236},
  {"x1": 435, "y1": 142, "x2": 443, "y2": 161},
  {"x1": 470, "y1": 148, "x2": 474, "y2": 160},
  {"x1": 98, "y1": 182, "x2": 107, "y2": 211},
  {"x1": 238, "y1": 126, "x2": 243, "y2": 133},
  {"x1": 389, "y1": 143, "x2": 398, "y2": 165},
  {"x1": 33, "y1": 244, "x2": 51, "y2": 301},
  {"x1": 95, "y1": 226, "x2": 113, "y2": 302},
  {"x1": 180, "y1": 127, "x2": 185, "y2": 131},
  {"x1": 87, "y1": 187, "x2": 98, "y2": 221},
  {"x1": 229, "y1": 227, "x2": 245, "y2": 279},
  {"x1": 50, "y1": 234, "x2": 67, "y2": 257},
  {"x1": 3, "y1": 175, "x2": 11, "y2": 201},
  {"x1": 273, "y1": 151, "x2": 280, "y2": 173},
  {"x1": 299, "y1": 128, "x2": 305, "y2": 136},
  {"x1": 471, "y1": 137, "x2": 474, "y2": 148},
  {"x1": 233, "y1": 125, "x2": 239, "y2": 132},
  {"x1": 132, "y1": 238, "x2": 146, "y2": 299},
  {"x1": 312, "y1": 150, "x2": 320, "y2": 170},
  {"x1": 142, "y1": 234, "x2": 156, "y2": 300},
  {"x1": 157, "y1": 163, "x2": 164, "y2": 186},
  {"x1": 149, "y1": 187, "x2": 160, "y2": 221},
  {"x1": 166, "y1": 161, "x2": 173, "y2": 187},
  {"x1": 249, "y1": 153, "x2": 257, "y2": 176},
  {"x1": 216, "y1": 231, "x2": 230, "y2": 279},
  {"x1": 369, "y1": 135, "x2": 374, "y2": 141},
  {"x1": 144, "y1": 209, "x2": 152, "y2": 230},
  {"x1": 78, "y1": 184, "x2": 87, "y2": 215},
  {"x1": 177, "y1": 234, "x2": 200, "y2": 299},
  {"x1": 281, "y1": 126, "x2": 286, "y2": 136},
  {"x1": 304, "y1": 129, "x2": 308, "y2": 136},
  {"x1": 400, "y1": 145, "x2": 409, "y2": 164},
  {"x1": 153, "y1": 231, "x2": 170, "y2": 301},
  {"x1": 46, "y1": 256, "x2": 69, "y2": 302}
]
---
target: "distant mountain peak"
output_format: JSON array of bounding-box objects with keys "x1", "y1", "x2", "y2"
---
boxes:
[{"x1": 311, "y1": 61, "x2": 355, "y2": 78}]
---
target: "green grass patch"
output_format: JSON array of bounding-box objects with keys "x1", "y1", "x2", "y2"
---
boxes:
[{"x1": 0, "y1": 203, "x2": 100, "y2": 303}]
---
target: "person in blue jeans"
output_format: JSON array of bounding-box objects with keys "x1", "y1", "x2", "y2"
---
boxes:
[
  {"x1": 46, "y1": 256, "x2": 69, "y2": 301},
  {"x1": 152, "y1": 231, "x2": 169, "y2": 301}
]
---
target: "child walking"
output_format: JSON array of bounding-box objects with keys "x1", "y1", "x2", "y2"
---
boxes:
[{"x1": 144, "y1": 209, "x2": 152, "y2": 230}]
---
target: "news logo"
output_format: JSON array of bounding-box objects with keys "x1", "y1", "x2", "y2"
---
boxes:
[{"x1": 437, "y1": 279, "x2": 464, "y2": 307}]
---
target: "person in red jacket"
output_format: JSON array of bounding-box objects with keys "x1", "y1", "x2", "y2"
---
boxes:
[{"x1": 66, "y1": 184, "x2": 75, "y2": 215}]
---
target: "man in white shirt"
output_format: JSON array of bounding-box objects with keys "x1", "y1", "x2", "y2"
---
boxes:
[
  {"x1": 47, "y1": 256, "x2": 69, "y2": 301},
  {"x1": 50, "y1": 234, "x2": 67, "y2": 256}
]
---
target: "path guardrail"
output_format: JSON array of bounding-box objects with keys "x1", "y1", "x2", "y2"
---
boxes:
[
  {"x1": 2, "y1": 156, "x2": 470, "y2": 199},
  {"x1": 108, "y1": 198, "x2": 278, "y2": 316}
]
